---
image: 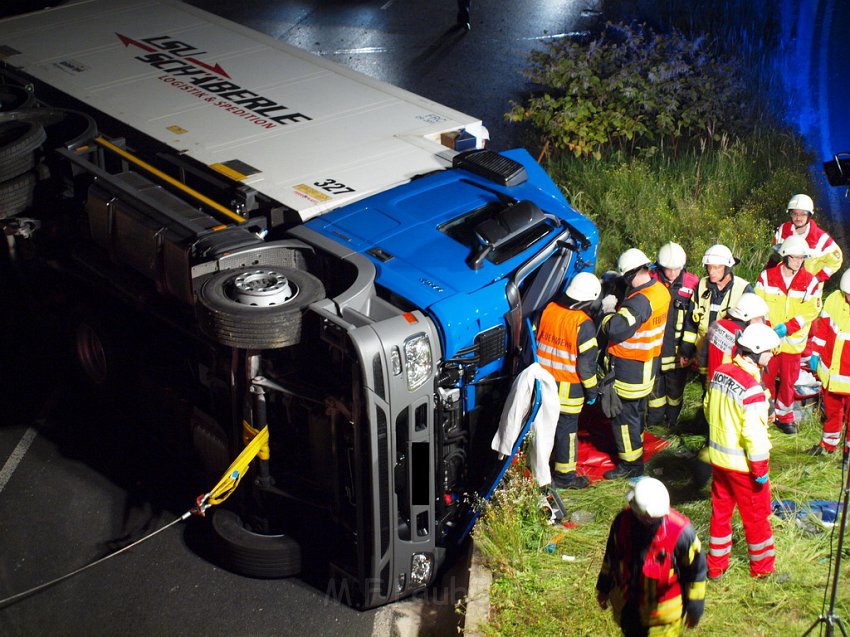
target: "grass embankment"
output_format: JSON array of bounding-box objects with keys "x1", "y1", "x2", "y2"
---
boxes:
[{"x1": 474, "y1": 387, "x2": 850, "y2": 637}]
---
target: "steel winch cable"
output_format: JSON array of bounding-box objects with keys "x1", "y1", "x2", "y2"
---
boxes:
[
  {"x1": 0, "y1": 510, "x2": 193, "y2": 608},
  {"x1": 0, "y1": 424, "x2": 270, "y2": 609}
]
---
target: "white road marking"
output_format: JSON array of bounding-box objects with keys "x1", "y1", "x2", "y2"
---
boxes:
[{"x1": 0, "y1": 425, "x2": 39, "y2": 494}]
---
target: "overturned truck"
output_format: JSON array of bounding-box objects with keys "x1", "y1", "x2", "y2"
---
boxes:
[{"x1": 0, "y1": 0, "x2": 597, "y2": 608}]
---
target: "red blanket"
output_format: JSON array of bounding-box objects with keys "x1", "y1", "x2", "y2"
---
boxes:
[{"x1": 576, "y1": 404, "x2": 670, "y2": 481}]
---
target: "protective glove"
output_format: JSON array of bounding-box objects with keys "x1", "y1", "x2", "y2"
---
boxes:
[
  {"x1": 601, "y1": 294, "x2": 618, "y2": 314},
  {"x1": 586, "y1": 395, "x2": 597, "y2": 406},
  {"x1": 753, "y1": 474, "x2": 769, "y2": 484},
  {"x1": 809, "y1": 353, "x2": 821, "y2": 372},
  {"x1": 774, "y1": 323, "x2": 788, "y2": 338}
]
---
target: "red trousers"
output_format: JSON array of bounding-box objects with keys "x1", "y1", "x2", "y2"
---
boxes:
[
  {"x1": 821, "y1": 390, "x2": 850, "y2": 452},
  {"x1": 763, "y1": 351, "x2": 801, "y2": 425},
  {"x1": 708, "y1": 467, "x2": 775, "y2": 577}
]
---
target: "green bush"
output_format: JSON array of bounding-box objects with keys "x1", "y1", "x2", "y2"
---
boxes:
[
  {"x1": 507, "y1": 23, "x2": 753, "y2": 160},
  {"x1": 547, "y1": 128, "x2": 813, "y2": 279}
]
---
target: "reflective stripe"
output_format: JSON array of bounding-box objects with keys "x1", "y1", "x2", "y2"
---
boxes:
[
  {"x1": 750, "y1": 549, "x2": 776, "y2": 562},
  {"x1": 710, "y1": 440, "x2": 746, "y2": 457},
  {"x1": 710, "y1": 533, "x2": 733, "y2": 544},
  {"x1": 709, "y1": 546, "x2": 732, "y2": 557},
  {"x1": 748, "y1": 537, "x2": 774, "y2": 552}
]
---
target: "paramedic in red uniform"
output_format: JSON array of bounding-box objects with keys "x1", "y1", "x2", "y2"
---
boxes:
[
  {"x1": 596, "y1": 477, "x2": 706, "y2": 637},
  {"x1": 535, "y1": 272, "x2": 601, "y2": 489},
  {"x1": 807, "y1": 268, "x2": 850, "y2": 458},
  {"x1": 602, "y1": 248, "x2": 670, "y2": 480},
  {"x1": 769, "y1": 193, "x2": 843, "y2": 284},
  {"x1": 704, "y1": 323, "x2": 781, "y2": 579},
  {"x1": 647, "y1": 242, "x2": 698, "y2": 428},
  {"x1": 755, "y1": 234, "x2": 822, "y2": 434}
]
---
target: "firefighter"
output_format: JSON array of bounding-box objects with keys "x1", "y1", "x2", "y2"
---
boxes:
[
  {"x1": 704, "y1": 292, "x2": 769, "y2": 384},
  {"x1": 679, "y1": 244, "x2": 752, "y2": 378},
  {"x1": 647, "y1": 242, "x2": 699, "y2": 428},
  {"x1": 601, "y1": 248, "x2": 670, "y2": 480},
  {"x1": 704, "y1": 323, "x2": 781, "y2": 579},
  {"x1": 755, "y1": 234, "x2": 821, "y2": 434},
  {"x1": 807, "y1": 268, "x2": 850, "y2": 458},
  {"x1": 596, "y1": 477, "x2": 706, "y2": 637},
  {"x1": 536, "y1": 272, "x2": 601, "y2": 489},
  {"x1": 769, "y1": 193, "x2": 843, "y2": 284}
]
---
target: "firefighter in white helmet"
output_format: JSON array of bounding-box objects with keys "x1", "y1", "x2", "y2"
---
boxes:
[
  {"x1": 769, "y1": 193, "x2": 843, "y2": 283},
  {"x1": 704, "y1": 323, "x2": 780, "y2": 579},
  {"x1": 806, "y1": 267, "x2": 850, "y2": 460},
  {"x1": 679, "y1": 244, "x2": 753, "y2": 379},
  {"x1": 596, "y1": 477, "x2": 706, "y2": 636},
  {"x1": 648, "y1": 242, "x2": 699, "y2": 428},
  {"x1": 599, "y1": 248, "x2": 670, "y2": 479},
  {"x1": 535, "y1": 271, "x2": 601, "y2": 489},
  {"x1": 755, "y1": 234, "x2": 822, "y2": 434}
]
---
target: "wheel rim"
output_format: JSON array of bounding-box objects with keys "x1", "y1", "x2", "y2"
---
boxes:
[
  {"x1": 229, "y1": 269, "x2": 297, "y2": 307},
  {"x1": 76, "y1": 322, "x2": 108, "y2": 384}
]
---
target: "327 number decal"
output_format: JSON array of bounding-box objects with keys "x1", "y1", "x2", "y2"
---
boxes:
[{"x1": 313, "y1": 178, "x2": 355, "y2": 195}]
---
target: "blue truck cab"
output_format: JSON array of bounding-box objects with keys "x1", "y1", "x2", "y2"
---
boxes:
[{"x1": 0, "y1": 0, "x2": 597, "y2": 609}]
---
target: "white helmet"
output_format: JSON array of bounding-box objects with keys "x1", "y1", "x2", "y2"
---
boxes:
[
  {"x1": 841, "y1": 269, "x2": 850, "y2": 294},
  {"x1": 657, "y1": 242, "x2": 687, "y2": 269},
  {"x1": 727, "y1": 292, "x2": 769, "y2": 321},
  {"x1": 617, "y1": 248, "x2": 651, "y2": 275},
  {"x1": 737, "y1": 323, "x2": 781, "y2": 354},
  {"x1": 565, "y1": 272, "x2": 602, "y2": 302},
  {"x1": 778, "y1": 234, "x2": 809, "y2": 258},
  {"x1": 627, "y1": 477, "x2": 670, "y2": 519},
  {"x1": 787, "y1": 193, "x2": 814, "y2": 214},
  {"x1": 702, "y1": 244, "x2": 736, "y2": 267}
]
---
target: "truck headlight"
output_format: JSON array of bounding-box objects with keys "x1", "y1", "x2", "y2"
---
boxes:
[
  {"x1": 410, "y1": 552, "x2": 433, "y2": 585},
  {"x1": 403, "y1": 333, "x2": 432, "y2": 391}
]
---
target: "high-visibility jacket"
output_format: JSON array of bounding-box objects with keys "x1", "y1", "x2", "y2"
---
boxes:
[
  {"x1": 681, "y1": 275, "x2": 752, "y2": 369},
  {"x1": 606, "y1": 278, "x2": 670, "y2": 399},
  {"x1": 597, "y1": 508, "x2": 706, "y2": 630},
  {"x1": 536, "y1": 301, "x2": 599, "y2": 413},
  {"x1": 755, "y1": 264, "x2": 821, "y2": 354},
  {"x1": 773, "y1": 219, "x2": 843, "y2": 283},
  {"x1": 651, "y1": 269, "x2": 699, "y2": 371},
  {"x1": 704, "y1": 355, "x2": 771, "y2": 477},
  {"x1": 705, "y1": 316, "x2": 746, "y2": 384},
  {"x1": 810, "y1": 289, "x2": 850, "y2": 394}
]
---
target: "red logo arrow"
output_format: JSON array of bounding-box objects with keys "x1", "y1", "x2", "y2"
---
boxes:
[
  {"x1": 185, "y1": 57, "x2": 230, "y2": 79},
  {"x1": 116, "y1": 33, "x2": 156, "y2": 52}
]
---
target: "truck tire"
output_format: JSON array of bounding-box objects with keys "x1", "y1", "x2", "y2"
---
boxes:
[
  {"x1": 196, "y1": 266, "x2": 324, "y2": 349},
  {"x1": 210, "y1": 508, "x2": 301, "y2": 578},
  {"x1": 0, "y1": 120, "x2": 46, "y2": 182},
  {"x1": 0, "y1": 86, "x2": 35, "y2": 112},
  {"x1": 0, "y1": 171, "x2": 36, "y2": 219}
]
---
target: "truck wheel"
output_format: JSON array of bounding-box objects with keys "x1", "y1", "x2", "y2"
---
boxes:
[
  {"x1": 196, "y1": 266, "x2": 324, "y2": 349},
  {"x1": 0, "y1": 86, "x2": 35, "y2": 111},
  {"x1": 0, "y1": 171, "x2": 36, "y2": 219},
  {"x1": 0, "y1": 120, "x2": 47, "y2": 182},
  {"x1": 210, "y1": 508, "x2": 301, "y2": 578}
]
